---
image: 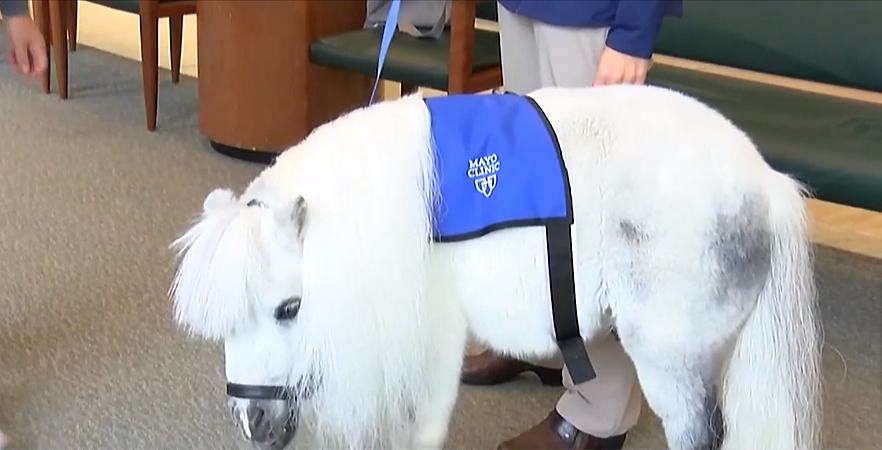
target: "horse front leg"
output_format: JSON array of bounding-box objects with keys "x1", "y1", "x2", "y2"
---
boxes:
[{"x1": 410, "y1": 309, "x2": 468, "y2": 449}]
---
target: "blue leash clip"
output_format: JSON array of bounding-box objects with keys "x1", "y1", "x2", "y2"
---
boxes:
[{"x1": 369, "y1": 0, "x2": 402, "y2": 105}]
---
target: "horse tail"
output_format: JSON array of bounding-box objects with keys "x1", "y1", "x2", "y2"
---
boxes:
[{"x1": 720, "y1": 172, "x2": 823, "y2": 450}]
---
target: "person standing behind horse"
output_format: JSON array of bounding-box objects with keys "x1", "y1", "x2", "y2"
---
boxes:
[
  {"x1": 462, "y1": 1, "x2": 682, "y2": 449},
  {"x1": 1, "y1": 0, "x2": 49, "y2": 79}
]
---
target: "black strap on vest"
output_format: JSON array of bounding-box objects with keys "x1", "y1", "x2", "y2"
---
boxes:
[
  {"x1": 545, "y1": 220, "x2": 596, "y2": 385},
  {"x1": 520, "y1": 93, "x2": 597, "y2": 385}
]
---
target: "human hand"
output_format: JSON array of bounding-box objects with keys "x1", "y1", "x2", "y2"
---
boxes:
[
  {"x1": 592, "y1": 46, "x2": 652, "y2": 87},
  {"x1": 4, "y1": 15, "x2": 48, "y2": 78}
]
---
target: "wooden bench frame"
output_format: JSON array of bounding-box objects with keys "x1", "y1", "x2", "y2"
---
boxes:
[
  {"x1": 386, "y1": 0, "x2": 502, "y2": 96},
  {"x1": 445, "y1": 0, "x2": 501, "y2": 94}
]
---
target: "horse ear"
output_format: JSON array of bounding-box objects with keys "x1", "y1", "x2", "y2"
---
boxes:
[
  {"x1": 274, "y1": 195, "x2": 308, "y2": 241},
  {"x1": 203, "y1": 188, "x2": 236, "y2": 213}
]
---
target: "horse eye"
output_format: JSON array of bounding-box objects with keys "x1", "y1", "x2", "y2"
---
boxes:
[{"x1": 274, "y1": 297, "x2": 301, "y2": 321}]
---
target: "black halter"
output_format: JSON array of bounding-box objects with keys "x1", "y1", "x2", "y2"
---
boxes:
[
  {"x1": 226, "y1": 369, "x2": 321, "y2": 403},
  {"x1": 226, "y1": 382, "x2": 293, "y2": 401}
]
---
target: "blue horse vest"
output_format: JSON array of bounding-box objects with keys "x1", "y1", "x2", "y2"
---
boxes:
[
  {"x1": 423, "y1": 92, "x2": 595, "y2": 385},
  {"x1": 425, "y1": 93, "x2": 574, "y2": 242}
]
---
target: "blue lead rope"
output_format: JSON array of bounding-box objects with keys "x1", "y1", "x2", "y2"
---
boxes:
[{"x1": 369, "y1": 0, "x2": 402, "y2": 105}]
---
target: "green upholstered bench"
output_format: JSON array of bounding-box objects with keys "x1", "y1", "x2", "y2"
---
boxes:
[
  {"x1": 309, "y1": 0, "x2": 501, "y2": 94},
  {"x1": 646, "y1": 0, "x2": 882, "y2": 212}
]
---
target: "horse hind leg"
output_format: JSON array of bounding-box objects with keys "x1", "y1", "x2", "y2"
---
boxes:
[
  {"x1": 615, "y1": 190, "x2": 773, "y2": 449},
  {"x1": 618, "y1": 324, "x2": 729, "y2": 450},
  {"x1": 638, "y1": 361, "x2": 725, "y2": 450}
]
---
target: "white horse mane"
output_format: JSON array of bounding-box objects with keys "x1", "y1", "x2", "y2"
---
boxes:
[
  {"x1": 169, "y1": 94, "x2": 443, "y2": 448},
  {"x1": 169, "y1": 189, "x2": 267, "y2": 340}
]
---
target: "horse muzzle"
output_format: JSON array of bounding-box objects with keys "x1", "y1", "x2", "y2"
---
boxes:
[{"x1": 227, "y1": 383, "x2": 299, "y2": 450}]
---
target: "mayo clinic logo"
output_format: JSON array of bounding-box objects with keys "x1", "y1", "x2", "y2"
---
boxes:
[{"x1": 468, "y1": 153, "x2": 500, "y2": 198}]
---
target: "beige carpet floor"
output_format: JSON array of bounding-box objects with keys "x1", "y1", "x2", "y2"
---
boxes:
[{"x1": 0, "y1": 37, "x2": 880, "y2": 449}]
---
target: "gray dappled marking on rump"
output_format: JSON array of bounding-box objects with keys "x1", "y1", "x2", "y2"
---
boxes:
[
  {"x1": 615, "y1": 219, "x2": 649, "y2": 298},
  {"x1": 618, "y1": 219, "x2": 646, "y2": 244},
  {"x1": 709, "y1": 193, "x2": 772, "y2": 301}
]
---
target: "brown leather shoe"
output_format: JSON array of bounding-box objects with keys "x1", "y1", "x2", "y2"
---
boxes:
[
  {"x1": 497, "y1": 409, "x2": 628, "y2": 450},
  {"x1": 461, "y1": 350, "x2": 563, "y2": 386}
]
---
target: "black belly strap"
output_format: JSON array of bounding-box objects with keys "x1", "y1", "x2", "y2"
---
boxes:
[
  {"x1": 521, "y1": 94, "x2": 596, "y2": 385},
  {"x1": 545, "y1": 219, "x2": 597, "y2": 384}
]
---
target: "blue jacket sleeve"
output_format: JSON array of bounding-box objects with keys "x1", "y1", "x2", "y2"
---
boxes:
[
  {"x1": 605, "y1": 0, "x2": 672, "y2": 60},
  {"x1": 0, "y1": 0, "x2": 30, "y2": 18}
]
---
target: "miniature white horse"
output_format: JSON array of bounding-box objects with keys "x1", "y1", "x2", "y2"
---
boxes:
[{"x1": 169, "y1": 85, "x2": 822, "y2": 450}]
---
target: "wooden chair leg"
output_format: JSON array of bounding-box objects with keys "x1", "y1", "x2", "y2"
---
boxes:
[
  {"x1": 32, "y1": 0, "x2": 52, "y2": 93},
  {"x1": 139, "y1": 14, "x2": 159, "y2": 131},
  {"x1": 47, "y1": 0, "x2": 68, "y2": 99},
  {"x1": 66, "y1": 0, "x2": 78, "y2": 51},
  {"x1": 168, "y1": 15, "x2": 183, "y2": 83}
]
